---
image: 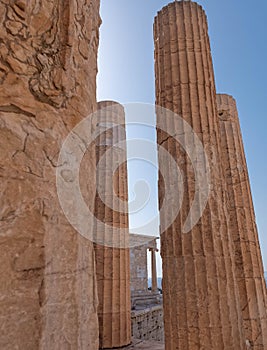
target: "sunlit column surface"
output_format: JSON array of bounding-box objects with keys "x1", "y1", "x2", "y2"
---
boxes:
[
  {"x1": 94, "y1": 101, "x2": 131, "y2": 348},
  {"x1": 154, "y1": 2, "x2": 245, "y2": 349},
  {"x1": 217, "y1": 93, "x2": 267, "y2": 349}
]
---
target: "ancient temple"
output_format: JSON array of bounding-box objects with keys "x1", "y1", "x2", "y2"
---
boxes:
[
  {"x1": 0, "y1": 1, "x2": 266, "y2": 350},
  {"x1": 130, "y1": 235, "x2": 161, "y2": 309},
  {"x1": 130, "y1": 235, "x2": 164, "y2": 342}
]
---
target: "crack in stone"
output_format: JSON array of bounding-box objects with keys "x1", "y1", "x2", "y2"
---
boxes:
[
  {"x1": 0, "y1": 104, "x2": 36, "y2": 118},
  {"x1": 43, "y1": 149, "x2": 58, "y2": 168}
]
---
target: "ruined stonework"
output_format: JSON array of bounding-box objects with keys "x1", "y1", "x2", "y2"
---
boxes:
[
  {"x1": 130, "y1": 236, "x2": 161, "y2": 310},
  {"x1": 130, "y1": 237, "x2": 158, "y2": 295},
  {"x1": 131, "y1": 305, "x2": 164, "y2": 342},
  {"x1": 130, "y1": 241, "x2": 149, "y2": 294},
  {"x1": 154, "y1": 2, "x2": 246, "y2": 349},
  {"x1": 130, "y1": 236, "x2": 163, "y2": 343},
  {"x1": 217, "y1": 94, "x2": 267, "y2": 349},
  {"x1": 0, "y1": 1, "x2": 101, "y2": 349},
  {"x1": 1, "y1": 1, "x2": 266, "y2": 349},
  {"x1": 94, "y1": 101, "x2": 131, "y2": 348}
]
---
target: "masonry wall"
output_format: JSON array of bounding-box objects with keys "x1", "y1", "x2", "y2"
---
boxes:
[
  {"x1": 0, "y1": 1, "x2": 101, "y2": 349},
  {"x1": 131, "y1": 305, "x2": 164, "y2": 342}
]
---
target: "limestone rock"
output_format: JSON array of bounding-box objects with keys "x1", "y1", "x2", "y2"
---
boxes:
[{"x1": 0, "y1": 1, "x2": 101, "y2": 349}]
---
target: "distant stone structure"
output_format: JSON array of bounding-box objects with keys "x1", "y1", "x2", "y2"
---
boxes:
[
  {"x1": 130, "y1": 235, "x2": 161, "y2": 309},
  {"x1": 130, "y1": 236, "x2": 164, "y2": 342}
]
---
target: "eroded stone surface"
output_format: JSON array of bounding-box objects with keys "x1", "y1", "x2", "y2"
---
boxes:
[
  {"x1": 131, "y1": 305, "x2": 164, "y2": 342},
  {"x1": 0, "y1": 1, "x2": 101, "y2": 349}
]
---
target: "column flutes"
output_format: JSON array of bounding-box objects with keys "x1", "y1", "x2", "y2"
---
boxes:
[
  {"x1": 94, "y1": 101, "x2": 131, "y2": 348},
  {"x1": 217, "y1": 93, "x2": 267, "y2": 349},
  {"x1": 154, "y1": 2, "x2": 245, "y2": 349}
]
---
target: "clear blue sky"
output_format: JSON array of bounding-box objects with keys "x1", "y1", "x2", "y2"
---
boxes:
[{"x1": 97, "y1": 0, "x2": 267, "y2": 272}]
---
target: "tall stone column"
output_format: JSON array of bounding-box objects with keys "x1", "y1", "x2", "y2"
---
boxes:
[
  {"x1": 217, "y1": 94, "x2": 267, "y2": 349},
  {"x1": 94, "y1": 101, "x2": 131, "y2": 348},
  {"x1": 154, "y1": 2, "x2": 245, "y2": 349},
  {"x1": 0, "y1": 1, "x2": 101, "y2": 349},
  {"x1": 150, "y1": 248, "x2": 158, "y2": 292}
]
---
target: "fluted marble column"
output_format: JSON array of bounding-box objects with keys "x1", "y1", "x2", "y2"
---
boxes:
[
  {"x1": 217, "y1": 94, "x2": 267, "y2": 349},
  {"x1": 154, "y1": 2, "x2": 245, "y2": 349},
  {"x1": 94, "y1": 101, "x2": 131, "y2": 348}
]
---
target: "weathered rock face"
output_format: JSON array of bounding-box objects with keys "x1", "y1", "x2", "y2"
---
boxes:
[
  {"x1": 0, "y1": 0, "x2": 100, "y2": 116},
  {"x1": 217, "y1": 94, "x2": 267, "y2": 349},
  {"x1": 0, "y1": 1, "x2": 101, "y2": 349},
  {"x1": 94, "y1": 101, "x2": 131, "y2": 348},
  {"x1": 154, "y1": 2, "x2": 245, "y2": 349}
]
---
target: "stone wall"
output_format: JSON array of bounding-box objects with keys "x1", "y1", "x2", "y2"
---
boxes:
[{"x1": 131, "y1": 305, "x2": 164, "y2": 342}]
